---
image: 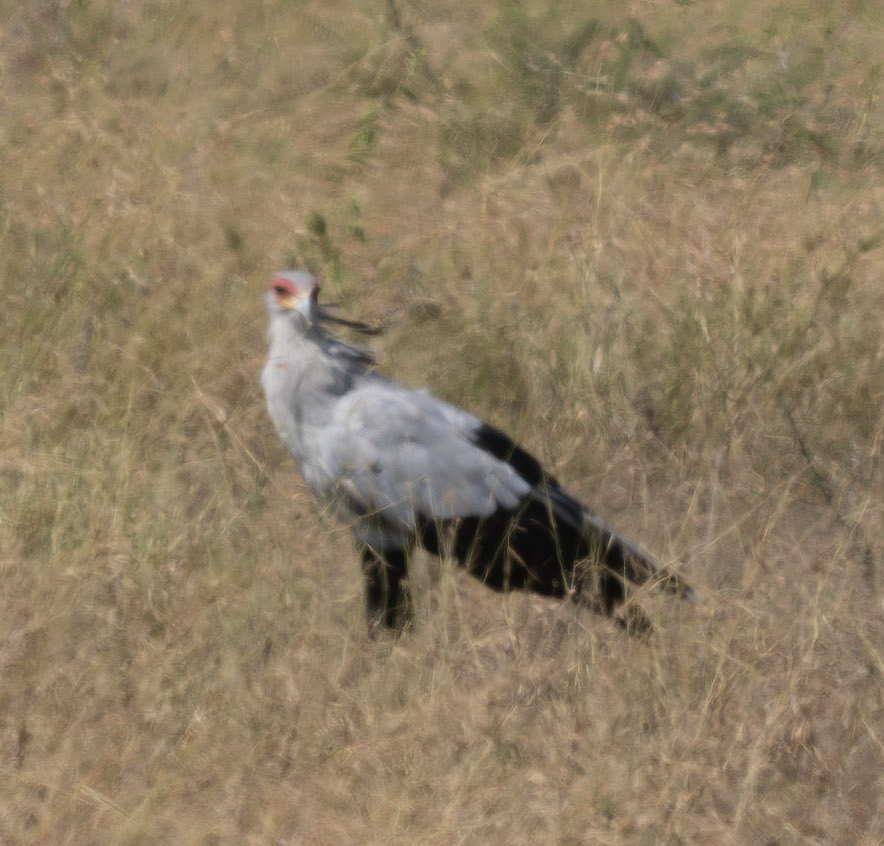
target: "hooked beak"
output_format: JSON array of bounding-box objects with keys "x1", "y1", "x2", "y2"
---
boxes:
[{"x1": 276, "y1": 293, "x2": 298, "y2": 310}]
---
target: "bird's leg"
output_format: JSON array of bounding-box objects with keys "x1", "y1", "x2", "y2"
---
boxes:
[{"x1": 358, "y1": 545, "x2": 412, "y2": 632}]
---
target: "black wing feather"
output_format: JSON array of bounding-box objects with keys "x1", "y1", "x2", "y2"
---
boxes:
[{"x1": 461, "y1": 420, "x2": 689, "y2": 606}]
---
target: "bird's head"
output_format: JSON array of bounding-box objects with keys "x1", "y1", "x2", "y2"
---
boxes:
[
  {"x1": 266, "y1": 270, "x2": 381, "y2": 336},
  {"x1": 267, "y1": 270, "x2": 318, "y2": 327}
]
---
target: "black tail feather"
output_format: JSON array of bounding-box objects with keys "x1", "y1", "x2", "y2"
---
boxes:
[
  {"x1": 445, "y1": 495, "x2": 693, "y2": 620},
  {"x1": 467, "y1": 422, "x2": 693, "y2": 610}
]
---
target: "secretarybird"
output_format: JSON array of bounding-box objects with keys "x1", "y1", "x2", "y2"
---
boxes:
[{"x1": 262, "y1": 270, "x2": 693, "y2": 633}]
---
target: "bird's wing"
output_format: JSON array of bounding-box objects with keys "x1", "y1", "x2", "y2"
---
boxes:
[{"x1": 319, "y1": 379, "x2": 533, "y2": 533}]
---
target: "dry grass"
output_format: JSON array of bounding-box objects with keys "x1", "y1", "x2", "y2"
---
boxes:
[{"x1": 2, "y1": 0, "x2": 884, "y2": 843}]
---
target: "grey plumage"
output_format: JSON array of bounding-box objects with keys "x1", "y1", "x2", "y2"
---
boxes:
[{"x1": 262, "y1": 270, "x2": 693, "y2": 632}]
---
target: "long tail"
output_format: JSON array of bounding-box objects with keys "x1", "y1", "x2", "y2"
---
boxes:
[{"x1": 575, "y1": 510, "x2": 695, "y2": 616}]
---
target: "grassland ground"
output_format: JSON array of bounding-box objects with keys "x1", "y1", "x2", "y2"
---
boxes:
[{"x1": 2, "y1": 1, "x2": 884, "y2": 843}]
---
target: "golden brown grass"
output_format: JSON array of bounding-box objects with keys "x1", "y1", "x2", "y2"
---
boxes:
[{"x1": 2, "y1": 0, "x2": 884, "y2": 843}]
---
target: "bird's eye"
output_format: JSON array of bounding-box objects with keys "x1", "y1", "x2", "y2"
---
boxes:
[{"x1": 273, "y1": 285, "x2": 288, "y2": 295}]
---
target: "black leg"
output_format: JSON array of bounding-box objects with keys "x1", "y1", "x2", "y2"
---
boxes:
[{"x1": 358, "y1": 545, "x2": 412, "y2": 631}]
